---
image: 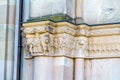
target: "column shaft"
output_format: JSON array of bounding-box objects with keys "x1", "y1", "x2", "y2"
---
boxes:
[
  {"x1": 54, "y1": 57, "x2": 73, "y2": 80},
  {"x1": 26, "y1": 58, "x2": 33, "y2": 80},
  {"x1": 34, "y1": 57, "x2": 54, "y2": 80},
  {"x1": 85, "y1": 60, "x2": 92, "y2": 80},
  {"x1": 75, "y1": 59, "x2": 84, "y2": 80}
]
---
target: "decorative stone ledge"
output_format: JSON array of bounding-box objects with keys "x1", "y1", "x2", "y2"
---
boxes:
[
  {"x1": 22, "y1": 21, "x2": 120, "y2": 58},
  {"x1": 89, "y1": 24, "x2": 120, "y2": 36}
]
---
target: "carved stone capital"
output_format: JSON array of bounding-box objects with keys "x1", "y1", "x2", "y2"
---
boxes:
[
  {"x1": 22, "y1": 21, "x2": 120, "y2": 58},
  {"x1": 54, "y1": 33, "x2": 75, "y2": 57},
  {"x1": 76, "y1": 25, "x2": 89, "y2": 36},
  {"x1": 74, "y1": 36, "x2": 88, "y2": 57}
]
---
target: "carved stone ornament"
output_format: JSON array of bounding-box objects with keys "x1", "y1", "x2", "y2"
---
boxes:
[
  {"x1": 22, "y1": 21, "x2": 120, "y2": 58},
  {"x1": 54, "y1": 34, "x2": 75, "y2": 56}
]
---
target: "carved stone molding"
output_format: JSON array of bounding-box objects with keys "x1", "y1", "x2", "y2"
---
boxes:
[
  {"x1": 23, "y1": 33, "x2": 54, "y2": 57},
  {"x1": 74, "y1": 36, "x2": 88, "y2": 57},
  {"x1": 54, "y1": 33, "x2": 75, "y2": 57},
  {"x1": 88, "y1": 36, "x2": 120, "y2": 55},
  {"x1": 22, "y1": 21, "x2": 120, "y2": 58},
  {"x1": 89, "y1": 24, "x2": 120, "y2": 37}
]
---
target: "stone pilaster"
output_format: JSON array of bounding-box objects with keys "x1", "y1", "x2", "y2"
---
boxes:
[
  {"x1": 74, "y1": 25, "x2": 89, "y2": 80},
  {"x1": 54, "y1": 22, "x2": 75, "y2": 80}
]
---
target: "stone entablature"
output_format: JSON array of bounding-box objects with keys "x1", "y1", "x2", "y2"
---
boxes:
[{"x1": 22, "y1": 21, "x2": 120, "y2": 58}]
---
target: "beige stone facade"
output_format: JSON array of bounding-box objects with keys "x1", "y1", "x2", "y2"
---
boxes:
[
  {"x1": 1, "y1": 0, "x2": 120, "y2": 80},
  {"x1": 22, "y1": 21, "x2": 120, "y2": 80},
  {"x1": 0, "y1": 0, "x2": 19, "y2": 79}
]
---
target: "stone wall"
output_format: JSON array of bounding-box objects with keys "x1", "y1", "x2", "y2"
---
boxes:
[{"x1": 0, "y1": 0, "x2": 19, "y2": 80}]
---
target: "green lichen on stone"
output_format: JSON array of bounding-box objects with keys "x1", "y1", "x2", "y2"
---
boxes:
[
  {"x1": 50, "y1": 14, "x2": 66, "y2": 21},
  {"x1": 27, "y1": 13, "x2": 67, "y2": 22}
]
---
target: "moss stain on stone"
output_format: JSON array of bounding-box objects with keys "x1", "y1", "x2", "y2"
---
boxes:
[{"x1": 27, "y1": 13, "x2": 67, "y2": 22}]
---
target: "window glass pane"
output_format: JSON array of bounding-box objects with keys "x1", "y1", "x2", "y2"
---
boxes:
[
  {"x1": 30, "y1": 0, "x2": 66, "y2": 18},
  {"x1": 28, "y1": 0, "x2": 120, "y2": 25},
  {"x1": 66, "y1": 0, "x2": 75, "y2": 18},
  {"x1": 83, "y1": 0, "x2": 120, "y2": 24}
]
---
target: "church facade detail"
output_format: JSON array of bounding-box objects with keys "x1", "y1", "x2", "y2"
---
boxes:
[{"x1": 22, "y1": 21, "x2": 120, "y2": 80}]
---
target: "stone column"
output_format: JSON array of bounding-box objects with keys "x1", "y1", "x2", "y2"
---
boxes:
[
  {"x1": 25, "y1": 56, "x2": 33, "y2": 80},
  {"x1": 22, "y1": 37, "x2": 33, "y2": 80},
  {"x1": 54, "y1": 57, "x2": 73, "y2": 80},
  {"x1": 54, "y1": 22, "x2": 76, "y2": 80},
  {"x1": 75, "y1": 59, "x2": 84, "y2": 80},
  {"x1": 31, "y1": 32, "x2": 54, "y2": 80},
  {"x1": 23, "y1": 21, "x2": 55, "y2": 80},
  {"x1": 74, "y1": 25, "x2": 89, "y2": 80},
  {"x1": 34, "y1": 57, "x2": 54, "y2": 80},
  {"x1": 85, "y1": 60, "x2": 92, "y2": 80}
]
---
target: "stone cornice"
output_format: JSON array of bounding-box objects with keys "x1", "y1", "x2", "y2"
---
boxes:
[
  {"x1": 23, "y1": 21, "x2": 52, "y2": 27},
  {"x1": 89, "y1": 24, "x2": 120, "y2": 37},
  {"x1": 90, "y1": 24, "x2": 120, "y2": 30},
  {"x1": 22, "y1": 21, "x2": 120, "y2": 58}
]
